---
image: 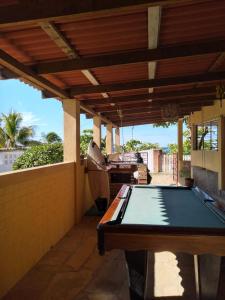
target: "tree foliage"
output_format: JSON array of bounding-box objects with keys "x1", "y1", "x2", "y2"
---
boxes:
[
  {"x1": 153, "y1": 121, "x2": 177, "y2": 128},
  {"x1": 183, "y1": 128, "x2": 191, "y2": 155},
  {"x1": 13, "y1": 143, "x2": 63, "y2": 170},
  {"x1": 154, "y1": 118, "x2": 191, "y2": 155},
  {"x1": 80, "y1": 129, "x2": 106, "y2": 155},
  {"x1": 167, "y1": 143, "x2": 178, "y2": 154},
  {"x1": 80, "y1": 129, "x2": 93, "y2": 155},
  {"x1": 0, "y1": 110, "x2": 35, "y2": 148},
  {"x1": 167, "y1": 129, "x2": 191, "y2": 155},
  {"x1": 43, "y1": 131, "x2": 62, "y2": 144},
  {"x1": 122, "y1": 139, "x2": 160, "y2": 152}
]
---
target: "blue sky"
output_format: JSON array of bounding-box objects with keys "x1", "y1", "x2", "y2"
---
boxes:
[{"x1": 0, "y1": 79, "x2": 178, "y2": 147}]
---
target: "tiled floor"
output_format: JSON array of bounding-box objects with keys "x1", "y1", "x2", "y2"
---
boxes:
[
  {"x1": 151, "y1": 173, "x2": 176, "y2": 186},
  {"x1": 4, "y1": 216, "x2": 197, "y2": 300},
  {"x1": 4, "y1": 175, "x2": 197, "y2": 300}
]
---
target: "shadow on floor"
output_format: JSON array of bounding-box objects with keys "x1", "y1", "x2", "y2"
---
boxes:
[{"x1": 3, "y1": 217, "x2": 197, "y2": 300}]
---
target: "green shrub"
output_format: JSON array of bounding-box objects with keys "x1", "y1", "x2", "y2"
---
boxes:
[{"x1": 13, "y1": 143, "x2": 63, "y2": 170}]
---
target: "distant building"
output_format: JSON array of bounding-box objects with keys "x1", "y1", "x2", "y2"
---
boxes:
[{"x1": 0, "y1": 149, "x2": 24, "y2": 173}]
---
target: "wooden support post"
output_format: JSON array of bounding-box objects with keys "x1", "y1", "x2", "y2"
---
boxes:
[
  {"x1": 190, "y1": 124, "x2": 197, "y2": 178},
  {"x1": 93, "y1": 115, "x2": 101, "y2": 148},
  {"x1": 115, "y1": 127, "x2": 120, "y2": 152},
  {"x1": 218, "y1": 116, "x2": 225, "y2": 190},
  {"x1": 178, "y1": 118, "x2": 183, "y2": 183},
  {"x1": 63, "y1": 99, "x2": 82, "y2": 223},
  {"x1": 106, "y1": 123, "x2": 113, "y2": 154}
]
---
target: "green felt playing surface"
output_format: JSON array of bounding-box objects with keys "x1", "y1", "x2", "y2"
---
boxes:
[{"x1": 121, "y1": 186, "x2": 225, "y2": 228}]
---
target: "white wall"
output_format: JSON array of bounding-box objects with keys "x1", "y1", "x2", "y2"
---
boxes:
[{"x1": 0, "y1": 149, "x2": 24, "y2": 173}]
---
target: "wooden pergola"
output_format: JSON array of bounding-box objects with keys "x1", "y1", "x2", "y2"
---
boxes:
[{"x1": 0, "y1": 0, "x2": 225, "y2": 156}]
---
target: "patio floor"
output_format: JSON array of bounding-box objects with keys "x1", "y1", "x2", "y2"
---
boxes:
[
  {"x1": 3, "y1": 215, "x2": 197, "y2": 300},
  {"x1": 3, "y1": 174, "x2": 197, "y2": 300}
]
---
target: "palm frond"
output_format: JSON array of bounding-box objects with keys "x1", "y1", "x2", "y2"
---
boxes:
[
  {"x1": 1, "y1": 111, "x2": 23, "y2": 147},
  {"x1": 0, "y1": 127, "x2": 6, "y2": 148},
  {"x1": 17, "y1": 126, "x2": 34, "y2": 146}
]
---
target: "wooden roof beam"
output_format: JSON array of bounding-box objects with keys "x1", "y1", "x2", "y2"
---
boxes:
[
  {"x1": 120, "y1": 117, "x2": 182, "y2": 126},
  {"x1": 104, "y1": 100, "x2": 214, "y2": 116},
  {"x1": 208, "y1": 53, "x2": 225, "y2": 72},
  {"x1": 83, "y1": 87, "x2": 215, "y2": 106},
  {"x1": 39, "y1": 22, "x2": 79, "y2": 59},
  {"x1": 0, "y1": 48, "x2": 115, "y2": 126},
  {"x1": 114, "y1": 107, "x2": 206, "y2": 124},
  {"x1": 0, "y1": 68, "x2": 18, "y2": 79},
  {"x1": 69, "y1": 71, "x2": 225, "y2": 96},
  {"x1": 0, "y1": 48, "x2": 69, "y2": 98},
  {"x1": 39, "y1": 21, "x2": 114, "y2": 124},
  {"x1": 0, "y1": 0, "x2": 211, "y2": 29},
  {"x1": 94, "y1": 97, "x2": 214, "y2": 113},
  {"x1": 39, "y1": 21, "x2": 109, "y2": 99},
  {"x1": 33, "y1": 40, "x2": 225, "y2": 75},
  {"x1": 80, "y1": 105, "x2": 117, "y2": 127},
  {"x1": 148, "y1": 5, "x2": 161, "y2": 95}
]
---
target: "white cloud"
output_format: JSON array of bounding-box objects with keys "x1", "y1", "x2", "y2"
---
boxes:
[{"x1": 21, "y1": 112, "x2": 46, "y2": 127}]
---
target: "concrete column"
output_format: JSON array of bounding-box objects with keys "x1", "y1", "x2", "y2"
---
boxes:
[
  {"x1": 190, "y1": 124, "x2": 197, "y2": 178},
  {"x1": 178, "y1": 118, "x2": 183, "y2": 180},
  {"x1": 63, "y1": 99, "x2": 81, "y2": 223},
  {"x1": 218, "y1": 116, "x2": 225, "y2": 190},
  {"x1": 115, "y1": 127, "x2": 120, "y2": 152},
  {"x1": 93, "y1": 116, "x2": 101, "y2": 148},
  {"x1": 106, "y1": 123, "x2": 113, "y2": 154}
]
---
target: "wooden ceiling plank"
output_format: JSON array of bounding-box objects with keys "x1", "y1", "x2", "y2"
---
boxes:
[
  {"x1": 69, "y1": 71, "x2": 225, "y2": 95},
  {"x1": 0, "y1": 0, "x2": 211, "y2": 29}
]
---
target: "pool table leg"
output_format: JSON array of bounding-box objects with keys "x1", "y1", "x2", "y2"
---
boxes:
[
  {"x1": 194, "y1": 254, "x2": 225, "y2": 300},
  {"x1": 125, "y1": 250, "x2": 148, "y2": 300}
]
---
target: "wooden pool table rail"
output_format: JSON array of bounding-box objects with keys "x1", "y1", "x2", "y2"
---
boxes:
[
  {"x1": 103, "y1": 231, "x2": 225, "y2": 256},
  {"x1": 99, "y1": 184, "x2": 129, "y2": 224}
]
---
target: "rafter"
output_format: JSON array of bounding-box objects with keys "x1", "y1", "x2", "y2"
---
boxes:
[
  {"x1": 0, "y1": 68, "x2": 18, "y2": 79},
  {"x1": 208, "y1": 53, "x2": 225, "y2": 72},
  {"x1": 33, "y1": 40, "x2": 225, "y2": 75},
  {"x1": 0, "y1": 48, "x2": 68, "y2": 98},
  {"x1": 0, "y1": 48, "x2": 115, "y2": 126},
  {"x1": 109, "y1": 101, "x2": 213, "y2": 116},
  {"x1": 69, "y1": 72, "x2": 225, "y2": 96},
  {"x1": 93, "y1": 96, "x2": 214, "y2": 113},
  {"x1": 39, "y1": 22, "x2": 79, "y2": 59},
  {"x1": 148, "y1": 5, "x2": 161, "y2": 95},
  {"x1": 0, "y1": 0, "x2": 210, "y2": 29},
  {"x1": 105, "y1": 101, "x2": 213, "y2": 115},
  {"x1": 83, "y1": 87, "x2": 215, "y2": 106},
  {"x1": 40, "y1": 21, "x2": 109, "y2": 100},
  {"x1": 112, "y1": 105, "x2": 208, "y2": 124}
]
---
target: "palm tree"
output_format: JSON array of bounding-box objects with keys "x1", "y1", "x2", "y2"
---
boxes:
[
  {"x1": 0, "y1": 111, "x2": 34, "y2": 148},
  {"x1": 43, "y1": 131, "x2": 62, "y2": 144}
]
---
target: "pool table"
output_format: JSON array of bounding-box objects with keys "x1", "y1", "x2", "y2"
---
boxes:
[{"x1": 97, "y1": 185, "x2": 225, "y2": 300}]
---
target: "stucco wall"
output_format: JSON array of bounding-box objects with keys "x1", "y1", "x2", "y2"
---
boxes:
[
  {"x1": 190, "y1": 99, "x2": 225, "y2": 191},
  {"x1": 0, "y1": 162, "x2": 75, "y2": 298}
]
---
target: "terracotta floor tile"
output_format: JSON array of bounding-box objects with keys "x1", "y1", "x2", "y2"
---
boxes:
[{"x1": 3, "y1": 217, "x2": 197, "y2": 300}]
